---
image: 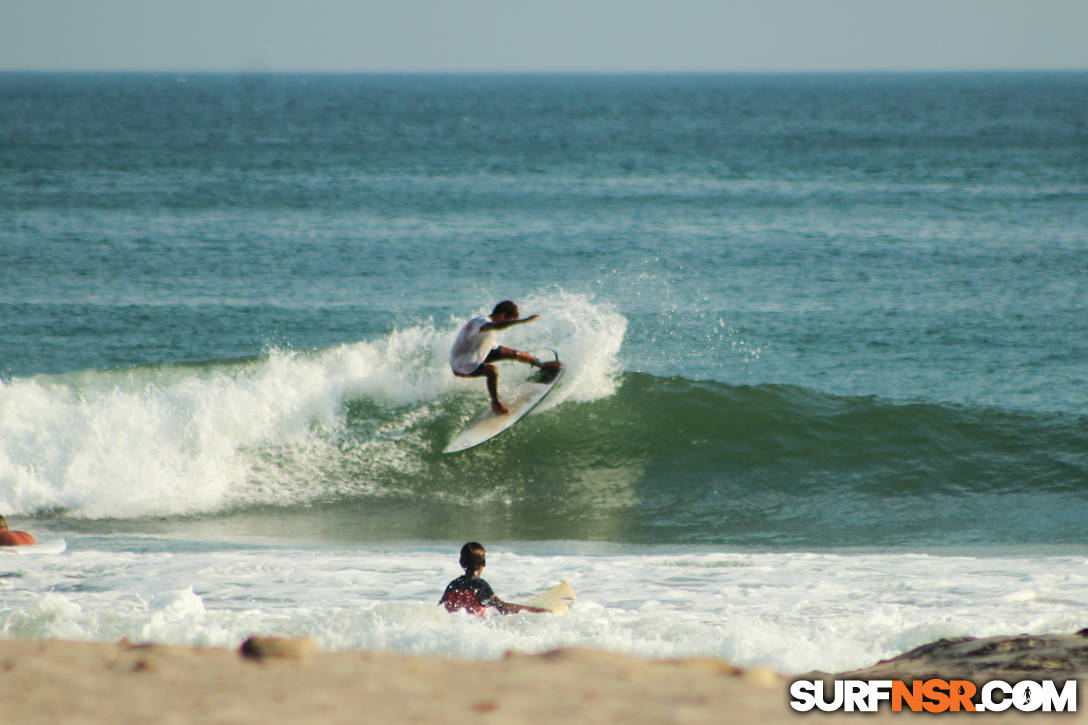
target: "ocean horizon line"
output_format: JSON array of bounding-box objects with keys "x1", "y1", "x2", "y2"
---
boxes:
[{"x1": 3, "y1": 67, "x2": 1087, "y2": 77}]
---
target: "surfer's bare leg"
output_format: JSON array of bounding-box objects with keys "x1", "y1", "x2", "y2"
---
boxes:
[
  {"x1": 475, "y1": 348, "x2": 562, "y2": 415},
  {"x1": 455, "y1": 362, "x2": 509, "y2": 415},
  {"x1": 489, "y1": 346, "x2": 562, "y2": 370},
  {"x1": 478, "y1": 363, "x2": 509, "y2": 415}
]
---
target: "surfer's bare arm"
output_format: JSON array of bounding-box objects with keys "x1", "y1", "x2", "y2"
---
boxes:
[
  {"x1": 493, "y1": 599, "x2": 549, "y2": 615},
  {"x1": 479, "y1": 315, "x2": 560, "y2": 371},
  {"x1": 482, "y1": 314, "x2": 539, "y2": 331}
]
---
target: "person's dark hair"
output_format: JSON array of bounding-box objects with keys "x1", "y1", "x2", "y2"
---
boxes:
[
  {"x1": 459, "y1": 542, "x2": 487, "y2": 574},
  {"x1": 0, "y1": 515, "x2": 7, "y2": 529},
  {"x1": 491, "y1": 300, "x2": 519, "y2": 319}
]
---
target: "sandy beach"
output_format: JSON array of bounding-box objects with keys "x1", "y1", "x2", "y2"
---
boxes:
[{"x1": 2, "y1": 633, "x2": 1086, "y2": 724}]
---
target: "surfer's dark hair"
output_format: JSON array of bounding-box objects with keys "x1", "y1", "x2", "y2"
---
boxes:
[
  {"x1": 491, "y1": 300, "x2": 519, "y2": 319},
  {"x1": 0, "y1": 515, "x2": 6, "y2": 529},
  {"x1": 460, "y1": 542, "x2": 487, "y2": 573}
]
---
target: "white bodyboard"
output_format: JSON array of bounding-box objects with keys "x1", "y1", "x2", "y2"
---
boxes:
[
  {"x1": 444, "y1": 355, "x2": 563, "y2": 454},
  {"x1": 1, "y1": 538, "x2": 67, "y2": 556},
  {"x1": 517, "y1": 580, "x2": 576, "y2": 616}
]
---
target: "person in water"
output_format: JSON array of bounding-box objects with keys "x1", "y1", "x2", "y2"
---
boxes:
[
  {"x1": 0, "y1": 516, "x2": 37, "y2": 546},
  {"x1": 450, "y1": 300, "x2": 561, "y2": 415},
  {"x1": 439, "y1": 542, "x2": 548, "y2": 615}
]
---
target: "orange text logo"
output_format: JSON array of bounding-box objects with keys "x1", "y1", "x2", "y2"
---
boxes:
[{"x1": 790, "y1": 678, "x2": 1077, "y2": 713}]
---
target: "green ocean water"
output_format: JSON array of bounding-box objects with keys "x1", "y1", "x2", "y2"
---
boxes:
[{"x1": 1, "y1": 72, "x2": 1086, "y2": 547}]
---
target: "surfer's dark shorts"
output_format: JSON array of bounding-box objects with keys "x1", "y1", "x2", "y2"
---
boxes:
[
  {"x1": 483, "y1": 347, "x2": 510, "y2": 363},
  {"x1": 460, "y1": 347, "x2": 517, "y2": 376}
]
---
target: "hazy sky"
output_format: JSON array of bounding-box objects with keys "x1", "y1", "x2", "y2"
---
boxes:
[{"x1": 3, "y1": 0, "x2": 1087, "y2": 72}]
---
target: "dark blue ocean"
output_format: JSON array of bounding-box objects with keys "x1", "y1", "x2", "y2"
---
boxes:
[{"x1": 1, "y1": 73, "x2": 1086, "y2": 671}]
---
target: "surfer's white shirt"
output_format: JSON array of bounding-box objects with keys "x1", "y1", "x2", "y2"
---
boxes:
[{"x1": 450, "y1": 317, "x2": 496, "y2": 375}]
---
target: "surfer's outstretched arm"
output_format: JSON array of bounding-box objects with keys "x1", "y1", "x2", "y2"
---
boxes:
[{"x1": 482, "y1": 313, "x2": 539, "y2": 332}]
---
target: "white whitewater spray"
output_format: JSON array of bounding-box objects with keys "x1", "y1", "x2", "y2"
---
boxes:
[{"x1": 0, "y1": 292, "x2": 626, "y2": 518}]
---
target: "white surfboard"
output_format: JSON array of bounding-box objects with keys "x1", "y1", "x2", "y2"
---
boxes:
[
  {"x1": 1, "y1": 538, "x2": 67, "y2": 555},
  {"x1": 517, "y1": 580, "x2": 576, "y2": 615},
  {"x1": 443, "y1": 351, "x2": 564, "y2": 454}
]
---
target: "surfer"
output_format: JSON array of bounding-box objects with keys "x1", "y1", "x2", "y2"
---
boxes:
[
  {"x1": 450, "y1": 300, "x2": 561, "y2": 415},
  {"x1": 0, "y1": 516, "x2": 37, "y2": 546},
  {"x1": 439, "y1": 542, "x2": 549, "y2": 615}
]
